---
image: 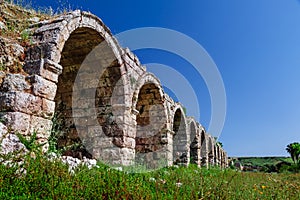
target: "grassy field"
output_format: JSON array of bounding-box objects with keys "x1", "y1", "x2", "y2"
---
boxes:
[
  {"x1": 237, "y1": 157, "x2": 293, "y2": 166},
  {"x1": 0, "y1": 154, "x2": 299, "y2": 199}
]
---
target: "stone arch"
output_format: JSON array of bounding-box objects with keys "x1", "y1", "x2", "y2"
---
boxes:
[
  {"x1": 132, "y1": 73, "x2": 168, "y2": 168},
  {"x1": 188, "y1": 117, "x2": 199, "y2": 165},
  {"x1": 172, "y1": 104, "x2": 188, "y2": 165},
  {"x1": 0, "y1": 9, "x2": 229, "y2": 168},
  {"x1": 132, "y1": 73, "x2": 165, "y2": 110},
  {"x1": 27, "y1": 11, "x2": 123, "y2": 65},
  {"x1": 24, "y1": 11, "x2": 133, "y2": 164}
]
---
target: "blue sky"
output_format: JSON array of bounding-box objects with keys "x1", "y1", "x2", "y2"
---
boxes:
[{"x1": 31, "y1": 0, "x2": 300, "y2": 157}]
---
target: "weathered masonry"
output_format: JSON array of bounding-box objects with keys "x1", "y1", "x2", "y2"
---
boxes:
[{"x1": 0, "y1": 10, "x2": 228, "y2": 168}]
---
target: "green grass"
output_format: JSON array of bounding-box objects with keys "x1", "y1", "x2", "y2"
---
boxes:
[
  {"x1": 238, "y1": 157, "x2": 293, "y2": 167},
  {"x1": 0, "y1": 154, "x2": 299, "y2": 199}
]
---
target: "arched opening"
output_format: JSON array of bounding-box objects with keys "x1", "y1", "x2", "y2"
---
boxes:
[
  {"x1": 53, "y1": 27, "x2": 123, "y2": 159},
  {"x1": 135, "y1": 83, "x2": 167, "y2": 168},
  {"x1": 200, "y1": 130, "x2": 207, "y2": 166},
  {"x1": 207, "y1": 137, "x2": 214, "y2": 166},
  {"x1": 189, "y1": 121, "x2": 198, "y2": 165},
  {"x1": 172, "y1": 108, "x2": 188, "y2": 165}
]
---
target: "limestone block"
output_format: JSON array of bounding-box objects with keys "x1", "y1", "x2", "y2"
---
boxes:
[
  {"x1": 120, "y1": 148, "x2": 135, "y2": 165},
  {"x1": 87, "y1": 125, "x2": 103, "y2": 138},
  {"x1": 72, "y1": 108, "x2": 97, "y2": 118},
  {"x1": 16, "y1": 92, "x2": 42, "y2": 115},
  {"x1": 59, "y1": 27, "x2": 71, "y2": 45},
  {"x1": 0, "y1": 122, "x2": 7, "y2": 137},
  {"x1": 0, "y1": 92, "x2": 15, "y2": 109},
  {"x1": 90, "y1": 136, "x2": 114, "y2": 149},
  {"x1": 73, "y1": 116, "x2": 98, "y2": 127},
  {"x1": 80, "y1": 16, "x2": 97, "y2": 30},
  {"x1": 66, "y1": 16, "x2": 81, "y2": 33},
  {"x1": 0, "y1": 71, "x2": 6, "y2": 85},
  {"x1": 0, "y1": 74, "x2": 30, "y2": 92},
  {"x1": 41, "y1": 98, "x2": 55, "y2": 119},
  {"x1": 0, "y1": 112, "x2": 31, "y2": 135},
  {"x1": 95, "y1": 147, "x2": 135, "y2": 166},
  {"x1": 118, "y1": 122, "x2": 136, "y2": 138},
  {"x1": 34, "y1": 21, "x2": 65, "y2": 34},
  {"x1": 0, "y1": 21, "x2": 6, "y2": 30},
  {"x1": 29, "y1": 75, "x2": 57, "y2": 100},
  {"x1": 0, "y1": 133, "x2": 26, "y2": 155},
  {"x1": 73, "y1": 98, "x2": 94, "y2": 109},
  {"x1": 24, "y1": 58, "x2": 62, "y2": 83},
  {"x1": 93, "y1": 147, "x2": 121, "y2": 164},
  {"x1": 34, "y1": 21, "x2": 68, "y2": 45},
  {"x1": 0, "y1": 92, "x2": 42, "y2": 115},
  {"x1": 30, "y1": 116, "x2": 52, "y2": 139},
  {"x1": 113, "y1": 137, "x2": 135, "y2": 149},
  {"x1": 34, "y1": 28, "x2": 61, "y2": 46}
]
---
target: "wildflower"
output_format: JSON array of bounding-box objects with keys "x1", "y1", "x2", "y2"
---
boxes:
[
  {"x1": 261, "y1": 185, "x2": 266, "y2": 189},
  {"x1": 149, "y1": 177, "x2": 156, "y2": 182},
  {"x1": 30, "y1": 152, "x2": 36, "y2": 159},
  {"x1": 114, "y1": 167, "x2": 123, "y2": 171},
  {"x1": 253, "y1": 184, "x2": 257, "y2": 190},
  {"x1": 176, "y1": 182, "x2": 182, "y2": 187},
  {"x1": 159, "y1": 179, "x2": 166, "y2": 184}
]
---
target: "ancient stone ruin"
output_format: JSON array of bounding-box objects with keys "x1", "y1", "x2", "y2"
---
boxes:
[{"x1": 0, "y1": 3, "x2": 228, "y2": 169}]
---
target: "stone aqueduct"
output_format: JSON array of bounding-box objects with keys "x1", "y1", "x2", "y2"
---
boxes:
[{"x1": 0, "y1": 10, "x2": 228, "y2": 168}]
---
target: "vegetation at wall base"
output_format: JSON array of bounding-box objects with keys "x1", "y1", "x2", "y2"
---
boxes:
[{"x1": 0, "y1": 153, "x2": 299, "y2": 199}]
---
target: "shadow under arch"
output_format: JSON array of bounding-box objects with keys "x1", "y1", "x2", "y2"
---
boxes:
[
  {"x1": 188, "y1": 117, "x2": 200, "y2": 166},
  {"x1": 207, "y1": 136, "x2": 215, "y2": 166},
  {"x1": 132, "y1": 73, "x2": 169, "y2": 170},
  {"x1": 172, "y1": 104, "x2": 188, "y2": 166},
  {"x1": 200, "y1": 128, "x2": 208, "y2": 167}
]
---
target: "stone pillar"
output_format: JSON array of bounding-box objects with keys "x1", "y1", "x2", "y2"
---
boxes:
[
  {"x1": 190, "y1": 137, "x2": 201, "y2": 166},
  {"x1": 199, "y1": 130, "x2": 207, "y2": 168},
  {"x1": 208, "y1": 145, "x2": 215, "y2": 166},
  {"x1": 0, "y1": 59, "x2": 61, "y2": 152}
]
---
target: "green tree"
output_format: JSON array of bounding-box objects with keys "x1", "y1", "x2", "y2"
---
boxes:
[
  {"x1": 286, "y1": 142, "x2": 300, "y2": 164},
  {"x1": 217, "y1": 141, "x2": 223, "y2": 148}
]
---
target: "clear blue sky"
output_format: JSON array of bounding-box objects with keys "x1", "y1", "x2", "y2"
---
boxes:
[{"x1": 31, "y1": 0, "x2": 300, "y2": 157}]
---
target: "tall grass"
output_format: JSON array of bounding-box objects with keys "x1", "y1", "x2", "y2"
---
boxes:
[{"x1": 0, "y1": 153, "x2": 299, "y2": 199}]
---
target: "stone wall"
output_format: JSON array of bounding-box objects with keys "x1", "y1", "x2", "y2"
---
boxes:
[{"x1": 0, "y1": 9, "x2": 228, "y2": 169}]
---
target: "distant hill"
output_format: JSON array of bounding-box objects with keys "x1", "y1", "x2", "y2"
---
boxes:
[
  {"x1": 229, "y1": 157, "x2": 294, "y2": 172},
  {"x1": 237, "y1": 156, "x2": 293, "y2": 166}
]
